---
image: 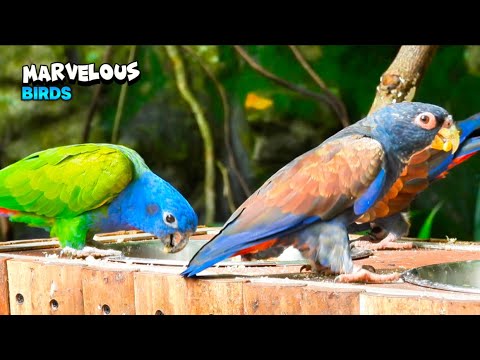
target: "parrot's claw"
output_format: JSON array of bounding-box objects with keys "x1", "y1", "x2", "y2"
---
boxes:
[
  {"x1": 300, "y1": 264, "x2": 311, "y2": 273},
  {"x1": 299, "y1": 263, "x2": 336, "y2": 275},
  {"x1": 60, "y1": 246, "x2": 122, "y2": 259},
  {"x1": 335, "y1": 265, "x2": 401, "y2": 284}
]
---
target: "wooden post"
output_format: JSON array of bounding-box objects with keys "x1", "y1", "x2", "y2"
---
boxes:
[
  {"x1": 82, "y1": 266, "x2": 136, "y2": 315},
  {"x1": 243, "y1": 282, "x2": 362, "y2": 315},
  {"x1": 134, "y1": 270, "x2": 245, "y2": 315},
  {"x1": 185, "y1": 277, "x2": 245, "y2": 315},
  {"x1": 134, "y1": 273, "x2": 187, "y2": 315},
  {"x1": 360, "y1": 292, "x2": 480, "y2": 315},
  {"x1": 7, "y1": 259, "x2": 85, "y2": 315},
  {"x1": 0, "y1": 257, "x2": 11, "y2": 315}
]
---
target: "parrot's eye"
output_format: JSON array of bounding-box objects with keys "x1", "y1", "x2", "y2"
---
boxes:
[
  {"x1": 163, "y1": 212, "x2": 178, "y2": 228},
  {"x1": 414, "y1": 112, "x2": 437, "y2": 130}
]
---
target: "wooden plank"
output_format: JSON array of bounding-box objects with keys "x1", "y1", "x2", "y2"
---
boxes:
[
  {"x1": 134, "y1": 272, "x2": 245, "y2": 315},
  {"x1": 0, "y1": 258, "x2": 11, "y2": 315},
  {"x1": 7, "y1": 259, "x2": 85, "y2": 315},
  {"x1": 8, "y1": 260, "x2": 35, "y2": 315},
  {"x1": 360, "y1": 293, "x2": 480, "y2": 315},
  {"x1": 82, "y1": 267, "x2": 136, "y2": 315},
  {"x1": 243, "y1": 282, "x2": 361, "y2": 315},
  {"x1": 134, "y1": 273, "x2": 187, "y2": 315},
  {"x1": 31, "y1": 261, "x2": 85, "y2": 315},
  {"x1": 185, "y1": 278, "x2": 244, "y2": 315}
]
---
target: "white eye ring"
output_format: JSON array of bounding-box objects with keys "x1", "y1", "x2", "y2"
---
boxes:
[{"x1": 163, "y1": 212, "x2": 178, "y2": 228}]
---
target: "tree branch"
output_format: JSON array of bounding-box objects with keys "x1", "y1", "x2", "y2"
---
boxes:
[
  {"x1": 288, "y1": 45, "x2": 350, "y2": 127},
  {"x1": 111, "y1": 45, "x2": 136, "y2": 144},
  {"x1": 216, "y1": 161, "x2": 236, "y2": 213},
  {"x1": 234, "y1": 46, "x2": 347, "y2": 126},
  {"x1": 83, "y1": 45, "x2": 113, "y2": 143},
  {"x1": 288, "y1": 45, "x2": 327, "y2": 88},
  {"x1": 369, "y1": 45, "x2": 439, "y2": 114},
  {"x1": 165, "y1": 45, "x2": 216, "y2": 224},
  {"x1": 181, "y1": 46, "x2": 252, "y2": 199}
]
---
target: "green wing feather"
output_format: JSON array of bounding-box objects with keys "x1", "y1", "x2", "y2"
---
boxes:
[{"x1": 0, "y1": 144, "x2": 138, "y2": 218}]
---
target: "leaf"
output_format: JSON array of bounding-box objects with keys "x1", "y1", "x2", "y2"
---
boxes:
[
  {"x1": 244, "y1": 92, "x2": 273, "y2": 110},
  {"x1": 417, "y1": 202, "x2": 444, "y2": 239}
]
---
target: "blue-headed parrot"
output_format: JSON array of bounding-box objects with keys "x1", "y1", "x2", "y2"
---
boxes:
[
  {"x1": 181, "y1": 102, "x2": 460, "y2": 283},
  {"x1": 0, "y1": 143, "x2": 198, "y2": 253}
]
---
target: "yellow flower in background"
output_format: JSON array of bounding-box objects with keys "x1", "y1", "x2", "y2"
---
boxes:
[{"x1": 245, "y1": 92, "x2": 273, "y2": 110}]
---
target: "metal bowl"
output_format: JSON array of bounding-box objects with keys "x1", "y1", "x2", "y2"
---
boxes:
[{"x1": 402, "y1": 260, "x2": 480, "y2": 294}]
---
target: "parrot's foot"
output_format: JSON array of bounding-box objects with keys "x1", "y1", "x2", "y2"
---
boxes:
[
  {"x1": 335, "y1": 265, "x2": 401, "y2": 284},
  {"x1": 299, "y1": 246, "x2": 372, "y2": 274},
  {"x1": 60, "y1": 246, "x2": 122, "y2": 259},
  {"x1": 299, "y1": 263, "x2": 398, "y2": 284},
  {"x1": 351, "y1": 233, "x2": 413, "y2": 250}
]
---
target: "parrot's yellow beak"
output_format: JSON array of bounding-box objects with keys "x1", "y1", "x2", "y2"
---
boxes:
[{"x1": 431, "y1": 122, "x2": 460, "y2": 153}]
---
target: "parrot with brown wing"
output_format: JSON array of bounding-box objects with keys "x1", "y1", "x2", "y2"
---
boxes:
[{"x1": 181, "y1": 102, "x2": 459, "y2": 283}]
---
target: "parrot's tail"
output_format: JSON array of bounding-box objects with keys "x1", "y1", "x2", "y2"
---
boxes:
[
  {"x1": 432, "y1": 136, "x2": 480, "y2": 180},
  {"x1": 233, "y1": 238, "x2": 279, "y2": 257},
  {"x1": 181, "y1": 230, "x2": 272, "y2": 277},
  {"x1": 458, "y1": 113, "x2": 480, "y2": 143},
  {"x1": 450, "y1": 136, "x2": 480, "y2": 167},
  {"x1": 181, "y1": 212, "x2": 321, "y2": 277},
  {"x1": 428, "y1": 113, "x2": 480, "y2": 180},
  {"x1": 0, "y1": 207, "x2": 18, "y2": 217}
]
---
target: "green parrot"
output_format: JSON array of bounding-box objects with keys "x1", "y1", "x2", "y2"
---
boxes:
[{"x1": 0, "y1": 143, "x2": 198, "y2": 253}]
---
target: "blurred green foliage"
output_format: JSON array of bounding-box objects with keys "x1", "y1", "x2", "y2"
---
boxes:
[
  {"x1": 417, "y1": 202, "x2": 444, "y2": 239},
  {"x1": 1, "y1": 45, "x2": 479, "y2": 241}
]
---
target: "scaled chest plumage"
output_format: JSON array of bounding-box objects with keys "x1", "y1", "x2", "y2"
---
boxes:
[{"x1": 357, "y1": 113, "x2": 480, "y2": 225}]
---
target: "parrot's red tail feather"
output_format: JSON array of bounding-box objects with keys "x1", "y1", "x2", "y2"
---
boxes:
[
  {"x1": 0, "y1": 207, "x2": 18, "y2": 216},
  {"x1": 437, "y1": 153, "x2": 477, "y2": 179},
  {"x1": 234, "y1": 238, "x2": 278, "y2": 257},
  {"x1": 448, "y1": 153, "x2": 476, "y2": 169}
]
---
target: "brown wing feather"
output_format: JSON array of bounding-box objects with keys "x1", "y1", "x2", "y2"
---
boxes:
[{"x1": 223, "y1": 135, "x2": 385, "y2": 237}]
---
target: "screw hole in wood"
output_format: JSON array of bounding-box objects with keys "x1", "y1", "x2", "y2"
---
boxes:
[
  {"x1": 50, "y1": 299, "x2": 59, "y2": 311},
  {"x1": 102, "y1": 304, "x2": 111, "y2": 315},
  {"x1": 16, "y1": 293, "x2": 24, "y2": 305}
]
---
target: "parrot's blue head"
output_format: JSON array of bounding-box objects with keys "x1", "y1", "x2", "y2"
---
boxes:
[
  {"x1": 365, "y1": 102, "x2": 460, "y2": 161},
  {"x1": 116, "y1": 171, "x2": 198, "y2": 253}
]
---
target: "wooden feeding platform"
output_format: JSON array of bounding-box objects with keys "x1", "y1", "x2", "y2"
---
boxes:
[{"x1": 1, "y1": 228, "x2": 480, "y2": 315}]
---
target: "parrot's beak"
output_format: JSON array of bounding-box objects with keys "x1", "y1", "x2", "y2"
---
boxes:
[
  {"x1": 431, "y1": 120, "x2": 460, "y2": 154},
  {"x1": 162, "y1": 231, "x2": 193, "y2": 253}
]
